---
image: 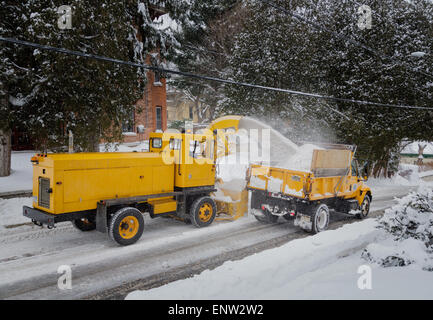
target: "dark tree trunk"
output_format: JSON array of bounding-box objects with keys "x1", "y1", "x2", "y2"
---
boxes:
[
  {"x1": 0, "y1": 129, "x2": 11, "y2": 177},
  {"x1": 86, "y1": 133, "x2": 100, "y2": 152}
]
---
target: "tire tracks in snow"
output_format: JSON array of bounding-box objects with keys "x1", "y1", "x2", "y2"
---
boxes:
[
  {"x1": 86, "y1": 210, "x2": 386, "y2": 300},
  {"x1": 0, "y1": 220, "x2": 287, "y2": 299}
]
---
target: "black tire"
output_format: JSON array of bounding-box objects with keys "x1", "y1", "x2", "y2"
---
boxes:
[
  {"x1": 109, "y1": 207, "x2": 144, "y2": 246},
  {"x1": 250, "y1": 191, "x2": 262, "y2": 209},
  {"x1": 311, "y1": 204, "x2": 330, "y2": 234},
  {"x1": 190, "y1": 196, "x2": 217, "y2": 228},
  {"x1": 72, "y1": 217, "x2": 96, "y2": 231},
  {"x1": 253, "y1": 208, "x2": 279, "y2": 223},
  {"x1": 356, "y1": 196, "x2": 371, "y2": 220},
  {"x1": 282, "y1": 213, "x2": 294, "y2": 221}
]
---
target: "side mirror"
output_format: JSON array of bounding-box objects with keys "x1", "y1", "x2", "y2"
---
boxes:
[{"x1": 363, "y1": 175, "x2": 368, "y2": 181}]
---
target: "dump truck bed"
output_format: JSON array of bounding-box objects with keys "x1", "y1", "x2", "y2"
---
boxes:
[{"x1": 248, "y1": 148, "x2": 355, "y2": 201}]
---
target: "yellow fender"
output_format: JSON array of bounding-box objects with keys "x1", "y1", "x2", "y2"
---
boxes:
[{"x1": 356, "y1": 184, "x2": 372, "y2": 206}]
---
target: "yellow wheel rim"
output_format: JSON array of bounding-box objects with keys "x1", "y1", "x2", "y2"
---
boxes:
[
  {"x1": 118, "y1": 216, "x2": 139, "y2": 239},
  {"x1": 198, "y1": 203, "x2": 213, "y2": 223}
]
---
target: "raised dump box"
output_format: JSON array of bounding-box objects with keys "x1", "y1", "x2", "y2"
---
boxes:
[{"x1": 247, "y1": 145, "x2": 372, "y2": 234}]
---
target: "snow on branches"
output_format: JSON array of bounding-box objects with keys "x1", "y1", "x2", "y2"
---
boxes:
[{"x1": 362, "y1": 187, "x2": 433, "y2": 270}]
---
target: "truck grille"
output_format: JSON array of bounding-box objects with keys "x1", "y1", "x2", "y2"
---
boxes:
[{"x1": 38, "y1": 177, "x2": 50, "y2": 209}]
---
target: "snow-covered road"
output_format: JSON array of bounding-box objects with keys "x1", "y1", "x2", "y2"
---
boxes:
[{"x1": 0, "y1": 185, "x2": 416, "y2": 300}]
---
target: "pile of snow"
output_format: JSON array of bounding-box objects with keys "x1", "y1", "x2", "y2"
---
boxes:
[
  {"x1": 275, "y1": 143, "x2": 322, "y2": 172},
  {"x1": 362, "y1": 238, "x2": 432, "y2": 269},
  {"x1": 363, "y1": 187, "x2": 433, "y2": 271}
]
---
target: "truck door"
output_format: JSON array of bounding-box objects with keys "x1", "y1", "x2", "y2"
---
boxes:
[
  {"x1": 346, "y1": 159, "x2": 360, "y2": 196},
  {"x1": 175, "y1": 134, "x2": 215, "y2": 188}
]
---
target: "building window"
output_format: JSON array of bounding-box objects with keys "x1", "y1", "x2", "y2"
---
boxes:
[
  {"x1": 122, "y1": 108, "x2": 135, "y2": 133},
  {"x1": 189, "y1": 106, "x2": 193, "y2": 119},
  {"x1": 154, "y1": 72, "x2": 162, "y2": 86},
  {"x1": 156, "y1": 106, "x2": 162, "y2": 130}
]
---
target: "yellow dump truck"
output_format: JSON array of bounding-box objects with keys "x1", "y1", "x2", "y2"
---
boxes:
[
  {"x1": 23, "y1": 117, "x2": 241, "y2": 246},
  {"x1": 247, "y1": 144, "x2": 372, "y2": 233}
]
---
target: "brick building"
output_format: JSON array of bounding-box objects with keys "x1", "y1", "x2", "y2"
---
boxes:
[
  {"x1": 122, "y1": 54, "x2": 167, "y2": 143},
  {"x1": 122, "y1": 2, "x2": 168, "y2": 143}
]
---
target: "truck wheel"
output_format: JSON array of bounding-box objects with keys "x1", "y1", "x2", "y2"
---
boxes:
[
  {"x1": 109, "y1": 207, "x2": 144, "y2": 246},
  {"x1": 253, "y1": 208, "x2": 279, "y2": 223},
  {"x1": 72, "y1": 218, "x2": 96, "y2": 231},
  {"x1": 311, "y1": 204, "x2": 330, "y2": 234},
  {"x1": 190, "y1": 197, "x2": 216, "y2": 228},
  {"x1": 356, "y1": 196, "x2": 370, "y2": 220}
]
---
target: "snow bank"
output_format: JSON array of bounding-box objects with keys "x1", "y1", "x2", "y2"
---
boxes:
[
  {"x1": 0, "y1": 197, "x2": 33, "y2": 229},
  {"x1": 127, "y1": 208, "x2": 433, "y2": 300},
  {"x1": 362, "y1": 187, "x2": 433, "y2": 271},
  {"x1": 126, "y1": 219, "x2": 384, "y2": 300}
]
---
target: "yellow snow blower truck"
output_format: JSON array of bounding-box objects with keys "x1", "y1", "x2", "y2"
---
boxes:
[
  {"x1": 247, "y1": 144, "x2": 372, "y2": 234},
  {"x1": 23, "y1": 117, "x2": 242, "y2": 246}
]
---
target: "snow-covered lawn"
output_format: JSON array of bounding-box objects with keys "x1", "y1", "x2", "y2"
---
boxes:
[
  {"x1": 127, "y1": 188, "x2": 433, "y2": 300},
  {"x1": 0, "y1": 151, "x2": 34, "y2": 193}
]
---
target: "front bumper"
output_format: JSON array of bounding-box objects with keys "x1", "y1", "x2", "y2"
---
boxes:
[{"x1": 23, "y1": 206, "x2": 57, "y2": 228}]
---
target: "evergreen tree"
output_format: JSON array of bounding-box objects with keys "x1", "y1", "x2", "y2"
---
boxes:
[
  {"x1": 168, "y1": 0, "x2": 243, "y2": 122},
  {"x1": 0, "y1": 1, "x2": 182, "y2": 176},
  {"x1": 224, "y1": 0, "x2": 433, "y2": 175}
]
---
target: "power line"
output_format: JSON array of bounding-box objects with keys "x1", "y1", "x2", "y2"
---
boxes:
[
  {"x1": 257, "y1": 0, "x2": 433, "y2": 80},
  {"x1": 1, "y1": 36, "x2": 432, "y2": 111}
]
